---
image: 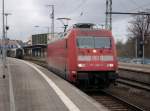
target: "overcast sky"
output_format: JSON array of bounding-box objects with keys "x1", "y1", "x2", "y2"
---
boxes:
[{"x1": 0, "y1": 0, "x2": 150, "y2": 42}]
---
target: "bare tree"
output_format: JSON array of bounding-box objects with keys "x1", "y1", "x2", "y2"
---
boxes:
[
  {"x1": 116, "y1": 40, "x2": 133, "y2": 57},
  {"x1": 128, "y1": 10, "x2": 150, "y2": 58}
]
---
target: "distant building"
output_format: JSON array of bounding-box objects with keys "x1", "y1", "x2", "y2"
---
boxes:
[
  {"x1": 0, "y1": 39, "x2": 24, "y2": 56},
  {"x1": 0, "y1": 39, "x2": 24, "y2": 49},
  {"x1": 23, "y1": 33, "x2": 59, "y2": 58},
  {"x1": 23, "y1": 33, "x2": 48, "y2": 58},
  {"x1": 25, "y1": 40, "x2": 32, "y2": 46}
]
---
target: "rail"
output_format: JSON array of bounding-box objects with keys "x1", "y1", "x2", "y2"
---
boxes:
[
  {"x1": 119, "y1": 62, "x2": 150, "y2": 74},
  {"x1": 86, "y1": 90, "x2": 144, "y2": 111},
  {"x1": 117, "y1": 77, "x2": 150, "y2": 92}
]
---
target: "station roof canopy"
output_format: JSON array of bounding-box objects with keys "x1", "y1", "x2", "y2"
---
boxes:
[{"x1": 23, "y1": 44, "x2": 47, "y2": 49}]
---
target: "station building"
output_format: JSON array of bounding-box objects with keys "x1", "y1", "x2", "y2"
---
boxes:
[{"x1": 23, "y1": 33, "x2": 48, "y2": 58}]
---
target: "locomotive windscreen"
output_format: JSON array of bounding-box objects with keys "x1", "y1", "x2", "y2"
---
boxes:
[{"x1": 77, "y1": 36, "x2": 111, "y2": 48}]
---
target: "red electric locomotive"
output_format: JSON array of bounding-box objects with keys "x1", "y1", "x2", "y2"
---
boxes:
[{"x1": 47, "y1": 23, "x2": 118, "y2": 88}]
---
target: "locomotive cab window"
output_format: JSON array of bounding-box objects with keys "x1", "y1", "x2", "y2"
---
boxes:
[
  {"x1": 94, "y1": 37, "x2": 111, "y2": 48},
  {"x1": 77, "y1": 36, "x2": 94, "y2": 48},
  {"x1": 77, "y1": 36, "x2": 111, "y2": 48}
]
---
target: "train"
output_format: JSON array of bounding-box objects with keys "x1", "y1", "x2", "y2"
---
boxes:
[
  {"x1": 7, "y1": 48, "x2": 24, "y2": 59},
  {"x1": 47, "y1": 23, "x2": 118, "y2": 88}
]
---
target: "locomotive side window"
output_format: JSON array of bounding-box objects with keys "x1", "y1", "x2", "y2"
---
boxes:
[
  {"x1": 77, "y1": 36, "x2": 111, "y2": 48},
  {"x1": 94, "y1": 37, "x2": 111, "y2": 48}
]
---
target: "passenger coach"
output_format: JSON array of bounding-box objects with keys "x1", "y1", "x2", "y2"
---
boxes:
[{"x1": 47, "y1": 23, "x2": 118, "y2": 88}]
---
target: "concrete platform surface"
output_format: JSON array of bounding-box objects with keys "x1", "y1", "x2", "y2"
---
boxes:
[
  {"x1": 0, "y1": 58, "x2": 109, "y2": 111},
  {"x1": 119, "y1": 62, "x2": 150, "y2": 73}
]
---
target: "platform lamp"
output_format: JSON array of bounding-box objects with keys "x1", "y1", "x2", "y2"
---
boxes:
[
  {"x1": 5, "y1": 13, "x2": 11, "y2": 39},
  {"x1": 34, "y1": 25, "x2": 49, "y2": 34},
  {"x1": 33, "y1": 25, "x2": 40, "y2": 34}
]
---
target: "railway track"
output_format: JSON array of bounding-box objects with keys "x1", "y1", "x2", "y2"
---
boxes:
[
  {"x1": 117, "y1": 77, "x2": 150, "y2": 92},
  {"x1": 24, "y1": 58, "x2": 48, "y2": 68},
  {"x1": 87, "y1": 90, "x2": 144, "y2": 111}
]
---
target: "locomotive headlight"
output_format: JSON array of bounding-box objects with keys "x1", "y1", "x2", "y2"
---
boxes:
[
  {"x1": 107, "y1": 64, "x2": 114, "y2": 67},
  {"x1": 93, "y1": 49, "x2": 97, "y2": 53},
  {"x1": 78, "y1": 64, "x2": 85, "y2": 67},
  {"x1": 72, "y1": 71, "x2": 76, "y2": 74}
]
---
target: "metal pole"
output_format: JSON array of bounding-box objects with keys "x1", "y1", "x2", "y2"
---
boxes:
[
  {"x1": 4, "y1": 13, "x2": 10, "y2": 62},
  {"x1": 2, "y1": 0, "x2": 6, "y2": 78},
  {"x1": 2, "y1": 0, "x2": 6, "y2": 66},
  {"x1": 142, "y1": 30, "x2": 145, "y2": 64},
  {"x1": 110, "y1": 0, "x2": 112, "y2": 30},
  {"x1": 135, "y1": 37, "x2": 137, "y2": 59},
  {"x1": 51, "y1": 5, "x2": 54, "y2": 39},
  {"x1": 5, "y1": 14, "x2": 8, "y2": 39},
  {"x1": 4, "y1": 14, "x2": 7, "y2": 66},
  {"x1": 105, "y1": 0, "x2": 112, "y2": 30},
  {"x1": 105, "y1": 0, "x2": 108, "y2": 29},
  {"x1": 5, "y1": 13, "x2": 11, "y2": 38},
  {"x1": 0, "y1": 39, "x2": 2, "y2": 58},
  {"x1": 47, "y1": 5, "x2": 54, "y2": 38}
]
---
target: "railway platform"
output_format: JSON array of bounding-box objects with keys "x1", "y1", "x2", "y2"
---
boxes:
[
  {"x1": 0, "y1": 58, "x2": 109, "y2": 111},
  {"x1": 119, "y1": 62, "x2": 150, "y2": 73},
  {"x1": 118, "y1": 62, "x2": 150, "y2": 85}
]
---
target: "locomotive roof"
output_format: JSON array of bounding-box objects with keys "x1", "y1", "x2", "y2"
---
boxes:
[{"x1": 48, "y1": 23, "x2": 113, "y2": 44}]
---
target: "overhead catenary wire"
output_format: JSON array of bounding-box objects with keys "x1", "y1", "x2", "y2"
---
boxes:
[
  {"x1": 60, "y1": 0, "x2": 89, "y2": 28},
  {"x1": 66, "y1": 0, "x2": 89, "y2": 17},
  {"x1": 74, "y1": 0, "x2": 88, "y2": 11}
]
